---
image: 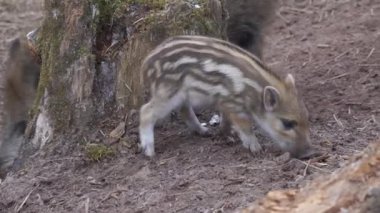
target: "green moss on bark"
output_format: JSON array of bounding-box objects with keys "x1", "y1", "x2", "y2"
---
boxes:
[
  {"x1": 34, "y1": 1, "x2": 95, "y2": 131},
  {"x1": 34, "y1": 1, "x2": 65, "y2": 118},
  {"x1": 127, "y1": 0, "x2": 165, "y2": 9}
]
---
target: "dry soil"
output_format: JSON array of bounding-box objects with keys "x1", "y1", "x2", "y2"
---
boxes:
[{"x1": 0, "y1": 0, "x2": 379, "y2": 213}]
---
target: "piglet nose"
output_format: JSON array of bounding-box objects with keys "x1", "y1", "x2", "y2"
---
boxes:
[{"x1": 293, "y1": 146, "x2": 321, "y2": 160}]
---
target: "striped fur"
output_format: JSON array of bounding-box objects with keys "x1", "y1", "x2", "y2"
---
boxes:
[
  {"x1": 0, "y1": 38, "x2": 40, "y2": 178},
  {"x1": 139, "y1": 35, "x2": 313, "y2": 159},
  {"x1": 225, "y1": 0, "x2": 278, "y2": 58}
]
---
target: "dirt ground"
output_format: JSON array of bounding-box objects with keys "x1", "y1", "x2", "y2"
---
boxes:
[{"x1": 0, "y1": 0, "x2": 379, "y2": 213}]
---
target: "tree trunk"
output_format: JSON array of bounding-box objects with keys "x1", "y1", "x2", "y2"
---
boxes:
[
  {"x1": 238, "y1": 140, "x2": 380, "y2": 213},
  {"x1": 29, "y1": 0, "x2": 225, "y2": 149}
]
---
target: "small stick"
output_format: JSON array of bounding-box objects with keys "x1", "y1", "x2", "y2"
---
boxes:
[
  {"x1": 84, "y1": 197, "x2": 90, "y2": 213},
  {"x1": 318, "y1": 10, "x2": 325, "y2": 23},
  {"x1": 133, "y1": 17, "x2": 145, "y2": 25},
  {"x1": 334, "y1": 50, "x2": 350, "y2": 61},
  {"x1": 333, "y1": 114, "x2": 344, "y2": 128},
  {"x1": 366, "y1": 48, "x2": 375, "y2": 60},
  {"x1": 327, "y1": 73, "x2": 350, "y2": 81},
  {"x1": 357, "y1": 124, "x2": 368, "y2": 131},
  {"x1": 310, "y1": 154, "x2": 330, "y2": 164},
  {"x1": 159, "y1": 156, "x2": 176, "y2": 165},
  {"x1": 317, "y1": 44, "x2": 330, "y2": 48},
  {"x1": 15, "y1": 186, "x2": 38, "y2": 212},
  {"x1": 276, "y1": 11, "x2": 290, "y2": 24},
  {"x1": 295, "y1": 159, "x2": 330, "y2": 173},
  {"x1": 372, "y1": 115, "x2": 378, "y2": 124},
  {"x1": 99, "y1": 129, "x2": 106, "y2": 137},
  {"x1": 303, "y1": 160, "x2": 311, "y2": 176},
  {"x1": 355, "y1": 48, "x2": 360, "y2": 55},
  {"x1": 318, "y1": 50, "x2": 351, "y2": 68},
  {"x1": 175, "y1": 205, "x2": 191, "y2": 212},
  {"x1": 359, "y1": 64, "x2": 380, "y2": 67},
  {"x1": 282, "y1": 6, "x2": 313, "y2": 14},
  {"x1": 316, "y1": 73, "x2": 350, "y2": 86},
  {"x1": 223, "y1": 178, "x2": 245, "y2": 188},
  {"x1": 101, "y1": 187, "x2": 128, "y2": 202},
  {"x1": 124, "y1": 83, "x2": 132, "y2": 92}
]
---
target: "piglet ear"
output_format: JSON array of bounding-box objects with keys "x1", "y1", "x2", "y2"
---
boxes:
[
  {"x1": 263, "y1": 86, "x2": 280, "y2": 112},
  {"x1": 9, "y1": 38, "x2": 21, "y2": 58},
  {"x1": 285, "y1": 73, "x2": 295, "y2": 87},
  {"x1": 285, "y1": 73, "x2": 299, "y2": 95}
]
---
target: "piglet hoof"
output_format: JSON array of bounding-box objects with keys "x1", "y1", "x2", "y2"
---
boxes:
[
  {"x1": 242, "y1": 139, "x2": 262, "y2": 154},
  {"x1": 138, "y1": 143, "x2": 155, "y2": 157},
  {"x1": 249, "y1": 142, "x2": 263, "y2": 154},
  {"x1": 194, "y1": 126, "x2": 212, "y2": 137}
]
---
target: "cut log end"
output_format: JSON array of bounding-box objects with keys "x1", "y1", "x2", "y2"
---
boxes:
[{"x1": 238, "y1": 140, "x2": 380, "y2": 213}]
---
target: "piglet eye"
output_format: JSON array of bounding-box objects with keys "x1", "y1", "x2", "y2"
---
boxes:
[{"x1": 281, "y1": 119, "x2": 297, "y2": 130}]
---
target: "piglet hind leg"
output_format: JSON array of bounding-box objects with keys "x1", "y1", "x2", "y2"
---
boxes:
[
  {"x1": 139, "y1": 93, "x2": 185, "y2": 157},
  {"x1": 179, "y1": 103, "x2": 209, "y2": 136},
  {"x1": 218, "y1": 112, "x2": 233, "y2": 136}
]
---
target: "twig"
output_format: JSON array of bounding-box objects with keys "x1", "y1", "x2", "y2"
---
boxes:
[
  {"x1": 303, "y1": 159, "x2": 311, "y2": 176},
  {"x1": 99, "y1": 129, "x2": 106, "y2": 137},
  {"x1": 159, "y1": 156, "x2": 176, "y2": 165},
  {"x1": 282, "y1": 6, "x2": 313, "y2": 14},
  {"x1": 318, "y1": 10, "x2": 325, "y2": 22},
  {"x1": 315, "y1": 73, "x2": 350, "y2": 86},
  {"x1": 372, "y1": 115, "x2": 378, "y2": 125},
  {"x1": 43, "y1": 157, "x2": 82, "y2": 164},
  {"x1": 295, "y1": 159, "x2": 330, "y2": 173},
  {"x1": 229, "y1": 164, "x2": 276, "y2": 170},
  {"x1": 15, "y1": 186, "x2": 38, "y2": 212},
  {"x1": 334, "y1": 50, "x2": 350, "y2": 61},
  {"x1": 315, "y1": 162, "x2": 329, "y2": 167},
  {"x1": 357, "y1": 124, "x2": 368, "y2": 131},
  {"x1": 310, "y1": 154, "x2": 330, "y2": 164},
  {"x1": 359, "y1": 64, "x2": 380, "y2": 67},
  {"x1": 175, "y1": 205, "x2": 190, "y2": 212},
  {"x1": 124, "y1": 82, "x2": 132, "y2": 92},
  {"x1": 355, "y1": 48, "x2": 360, "y2": 56},
  {"x1": 84, "y1": 197, "x2": 90, "y2": 213},
  {"x1": 223, "y1": 178, "x2": 245, "y2": 188},
  {"x1": 133, "y1": 17, "x2": 145, "y2": 25},
  {"x1": 327, "y1": 73, "x2": 350, "y2": 81},
  {"x1": 317, "y1": 50, "x2": 350, "y2": 68},
  {"x1": 101, "y1": 187, "x2": 128, "y2": 202},
  {"x1": 358, "y1": 116, "x2": 378, "y2": 131},
  {"x1": 366, "y1": 48, "x2": 375, "y2": 60},
  {"x1": 333, "y1": 114, "x2": 344, "y2": 128},
  {"x1": 276, "y1": 10, "x2": 290, "y2": 24},
  {"x1": 317, "y1": 44, "x2": 330, "y2": 48},
  {"x1": 124, "y1": 109, "x2": 138, "y2": 124}
]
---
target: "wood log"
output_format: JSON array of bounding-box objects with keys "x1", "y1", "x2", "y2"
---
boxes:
[{"x1": 239, "y1": 139, "x2": 380, "y2": 213}]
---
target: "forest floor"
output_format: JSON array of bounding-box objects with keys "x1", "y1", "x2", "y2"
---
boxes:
[{"x1": 0, "y1": 0, "x2": 379, "y2": 213}]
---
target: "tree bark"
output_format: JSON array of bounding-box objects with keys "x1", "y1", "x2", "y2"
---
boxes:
[
  {"x1": 238, "y1": 140, "x2": 380, "y2": 213},
  {"x1": 30, "y1": 0, "x2": 225, "y2": 148}
]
